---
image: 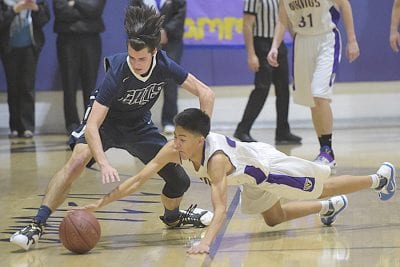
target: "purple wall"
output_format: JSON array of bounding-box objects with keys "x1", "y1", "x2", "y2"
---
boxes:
[{"x1": 0, "y1": 0, "x2": 399, "y2": 91}]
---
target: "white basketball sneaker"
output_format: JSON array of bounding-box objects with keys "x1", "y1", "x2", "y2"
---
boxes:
[
  {"x1": 375, "y1": 162, "x2": 397, "y2": 201},
  {"x1": 10, "y1": 222, "x2": 43, "y2": 250},
  {"x1": 320, "y1": 195, "x2": 348, "y2": 226}
]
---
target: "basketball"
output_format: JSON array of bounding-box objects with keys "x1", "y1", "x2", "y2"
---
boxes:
[{"x1": 59, "y1": 210, "x2": 101, "y2": 254}]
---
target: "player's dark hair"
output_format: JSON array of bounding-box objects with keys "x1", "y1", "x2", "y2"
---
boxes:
[
  {"x1": 124, "y1": 5, "x2": 163, "y2": 52},
  {"x1": 174, "y1": 108, "x2": 210, "y2": 137}
]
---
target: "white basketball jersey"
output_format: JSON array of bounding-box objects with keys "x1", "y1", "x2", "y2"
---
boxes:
[
  {"x1": 180, "y1": 132, "x2": 274, "y2": 186},
  {"x1": 282, "y1": 0, "x2": 339, "y2": 35}
]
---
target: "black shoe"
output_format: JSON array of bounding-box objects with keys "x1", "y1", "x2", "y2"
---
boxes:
[
  {"x1": 234, "y1": 130, "x2": 257, "y2": 142},
  {"x1": 275, "y1": 132, "x2": 302, "y2": 145},
  {"x1": 159, "y1": 204, "x2": 213, "y2": 228}
]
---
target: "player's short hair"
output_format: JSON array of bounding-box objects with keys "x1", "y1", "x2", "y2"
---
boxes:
[
  {"x1": 124, "y1": 5, "x2": 163, "y2": 52},
  {"x1": 174, "y1": 108, "x2": 210, "y2": 138}
]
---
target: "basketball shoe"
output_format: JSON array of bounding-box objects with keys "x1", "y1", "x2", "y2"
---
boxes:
[
  {"x1": 375, "y1": 162, "x2": 397, "y2": 201},
  {"x1": 160, "y1": 204, "x2": 213, "y2": 228},
  {"x1": 320, "y1": 195, "x2": 348, "y2": 226},
  {"x1": 10, "y1": 221, "x2": 43, "y2": 251},
  {"x1": 314, "y1": 146, "x2": 336, "y2": 169}
]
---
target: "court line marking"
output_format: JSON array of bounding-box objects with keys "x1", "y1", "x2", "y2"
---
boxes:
[{"x1": 201, "y1": 187, "x2": 240, "y2": 266}]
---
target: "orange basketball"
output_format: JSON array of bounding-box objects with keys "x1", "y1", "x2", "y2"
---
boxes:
[{"x1": 59, "y1": 210, "x2": 101, "y2": 254}]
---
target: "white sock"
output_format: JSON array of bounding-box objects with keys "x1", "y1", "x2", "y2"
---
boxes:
[
  {"x1": 370, "y1": 174, "x2": 380, "y2": 189},
  {"x1": 319, "y1": 200, "x2": 331, "y2": 215}
]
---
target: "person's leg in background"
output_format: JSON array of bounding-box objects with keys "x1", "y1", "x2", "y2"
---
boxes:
[
  {"x1": 80, "y1": 35, "x2": 102, "y2": 109},
  {"x1": 273, "y1": 43, "x2": 301, "y2": 145},
  {"x1": 161, "y1": 40, "x2": 183, "y2": 134},
  {"x1": 57, "y1": 35, "x2": 81, "y2": 135},
  {"x1": 19, "y1": 45, "x2": 39, "y2": 137},
  {"x1": 2, "y1": 49, "x2": 20, "y2": 137},
  {"x1": 234, "y1": 38, "x2": 272, "y2": 143}
]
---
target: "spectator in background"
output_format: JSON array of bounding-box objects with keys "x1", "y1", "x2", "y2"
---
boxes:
[
  {"x1": 234, "y1": 0, "x2": 301, "y2": 145},
  {"x1": 0, "y1": 0, "x2": 50, "y2": 138},
  {"x1": 390, "y1": 0, "x2": 400, "y2": 52},
  {"x1": 128, "y1": 0, "x2": 186, "y2": 135},
  {"x1": 53, "y1": 0, "x2": 106, "y2": 135}
]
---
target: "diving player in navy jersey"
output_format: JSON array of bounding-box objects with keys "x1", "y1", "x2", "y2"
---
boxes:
[
  {"x1": 77, "y1": 108, "x2": 395, "y2": 255},
  {"x1": 10, "y1": 5, "x2": 215, "y2": 251}
]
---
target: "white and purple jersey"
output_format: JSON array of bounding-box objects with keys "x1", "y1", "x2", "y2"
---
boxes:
[
  {"x1": 181, "y1": 132, "x2": 329, "y2": 195},
  {"x1": 181, "y1": 132, "x2": 331, "y2": 213},
  {"x1": 283, "y1": 0, "x2": 340, "y2": 35},
  {"x1": 96, "y1": 50, "x2": 188, "y2": 121}
]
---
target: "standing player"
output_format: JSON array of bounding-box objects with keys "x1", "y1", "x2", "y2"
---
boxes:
[
  {"x1": 75, "y1": 108, "x2": 396, "y2": 255},
  {"x1": 390, "y1": 0, "x2": 400, "y2": 52},
  {"x1": 267, "y1": 0, "x2": 360, "y2": 169},
  {"x1": 10, "y1": 5, "x2": 215, "y2": 251},
  {"x1": 234, "y1": 0, "x2": 301, "y2": 145}
]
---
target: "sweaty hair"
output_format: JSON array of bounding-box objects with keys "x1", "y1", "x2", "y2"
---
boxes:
[
  {"x1": 174, "y1": 108, "x2": 210, "y2": 137},
  {"x1": 124, "y1": 5, "x2": 163, "y2": 51}
]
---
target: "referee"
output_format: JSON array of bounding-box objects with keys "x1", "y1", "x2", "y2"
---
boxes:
[{"x1": 234, "y1": 0, "x2": 301, "y2": 145}]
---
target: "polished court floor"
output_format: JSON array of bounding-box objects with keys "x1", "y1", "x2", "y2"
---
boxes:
[{"x1": 0, "y1": 82, "x2": 399, "y2": 266}]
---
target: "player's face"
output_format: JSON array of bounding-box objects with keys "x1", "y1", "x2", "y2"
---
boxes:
[
  {"x1": 173, "y1": 126, "x2": 204, "y2": 161},
  {"x1": 127, "y1": 45, "x2": 155, "y2": 75}
]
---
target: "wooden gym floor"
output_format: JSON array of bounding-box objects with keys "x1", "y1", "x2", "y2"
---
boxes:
[{"x1": 0, "y1": 82, "x2": 399, "y2": 267}]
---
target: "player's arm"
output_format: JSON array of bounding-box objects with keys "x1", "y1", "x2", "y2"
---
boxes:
[
  {"x1": 243, "y1": 13, "x2": 259, "y2": 72},
  {"x1": 187, "y1": 152, "x2": 230, "y2": 255},
  {"x1": 180, "y1": 73, "x2": 215, "y2": 119},
  {"x1": 390, "y1": 0, "x2": 400, "y2": 52},
  {"x1": 85, "y1": 100, "x2": 119, "y2": 184},
  {"x1": 267, "y1": 0, "x2": 289, "y2": 67},
  {"x1": 80, "y1": 142, "x2": 180, "y2": 212},
  {"x1": 335, "y1": 0, "x2": 359, "y2": 62}
]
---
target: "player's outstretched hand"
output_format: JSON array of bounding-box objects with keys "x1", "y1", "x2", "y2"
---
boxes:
[
  {"x1": 100, "y1": 164, "x2": 120, "y2": 184},
  {"x1": 267, "y1": 48, "x2": 279, "y2": 67},
  {"x1": 346, "y1": 40, "x2": 360, "y2": 63},
  {"x1": 187, "y1": 242, "x2": 210, "y2": 255},
  {"x1": 390, "y1": 31, "x2": 400, "y2": 52}
]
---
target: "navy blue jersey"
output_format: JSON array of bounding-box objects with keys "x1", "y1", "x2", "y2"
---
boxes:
[{"x1": 96, "y1": 50, "x2": 188, "y2": 121}]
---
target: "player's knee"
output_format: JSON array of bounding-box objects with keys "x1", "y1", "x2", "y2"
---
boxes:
[
  {"x1": 162, "y1": 175, "x2": 190, "y2": 198},
  {"x1": 64, "y1": 154, "x2": 90, "y2": 180},
  {"x1": 159, "y1": 164, "x2": 190, "y2": 198}
]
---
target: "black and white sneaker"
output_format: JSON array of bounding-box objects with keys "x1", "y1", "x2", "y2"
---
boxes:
[
  {"x1": 10, "y1": 222, "x2": 43, "y2": 250},
  {"x1": 160, "y1": 204, "x2": 213, "y2": 228}
]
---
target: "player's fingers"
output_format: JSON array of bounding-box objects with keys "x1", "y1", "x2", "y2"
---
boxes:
[{"x1": 395, "y1": 39, "x2": 400, "y2": 52}]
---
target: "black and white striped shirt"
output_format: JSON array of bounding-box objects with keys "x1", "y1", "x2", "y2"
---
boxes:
[{"x1": 243, "y1": 0, "x2": 278, "y2": 38}]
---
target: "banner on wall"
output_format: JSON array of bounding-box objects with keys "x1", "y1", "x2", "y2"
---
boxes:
[
  {"x1": 183, "y1": 0, "x2": 292, "y2": 46},
  {"x1": 184, "y1": 0, "x2": 244, "y2": 45}
]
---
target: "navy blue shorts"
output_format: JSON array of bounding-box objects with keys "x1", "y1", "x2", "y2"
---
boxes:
[{"x1": 69, "y1": 115, "x2": 190, "y2": 198}]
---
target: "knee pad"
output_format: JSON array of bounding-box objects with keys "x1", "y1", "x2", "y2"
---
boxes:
[{"x1": 159, "y1": 163, "x2": 190, "y2": 198}]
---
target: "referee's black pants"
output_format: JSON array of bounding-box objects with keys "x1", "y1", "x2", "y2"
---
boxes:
[
  {"x1": 236, "y1": 37, "x2": 291, "y2": 137},
  {"x1": 56, "y1": 34, "x2": 102, "y2": 133}
]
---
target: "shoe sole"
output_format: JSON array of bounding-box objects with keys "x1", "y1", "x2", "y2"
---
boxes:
[
  {"x1": 379, "y1": 162, "x2": 396, "y2": 201},
  {"x1": 321, "y1": 195, "x2": 348, "y2": 226}
]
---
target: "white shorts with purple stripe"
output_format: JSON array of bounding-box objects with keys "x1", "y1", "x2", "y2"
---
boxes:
[
  {"x1": 240, "y1": 149, "x2": 331, "y2": 214},
  {"x1": 292, "y1": 29, "x2": 342, "y2": 107}
]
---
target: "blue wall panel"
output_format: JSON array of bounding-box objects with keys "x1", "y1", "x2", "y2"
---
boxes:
[{"x1": 0, "y1": 0, "x2": 399, "y2": 92}]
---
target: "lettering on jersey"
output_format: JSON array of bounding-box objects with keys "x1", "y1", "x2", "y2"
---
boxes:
[
  {"x1": 288, "y1": 0, "x2": 321, "y2": 10},
  {"x1": 200, "y1": 177, "x2": 212, "y2": 186},
  {"x1": 118, "y1": 82, "x2": 165, "y2": 106},
  {"x1": 225, "y1": 136, "x2": 236, "y2": 148}
]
